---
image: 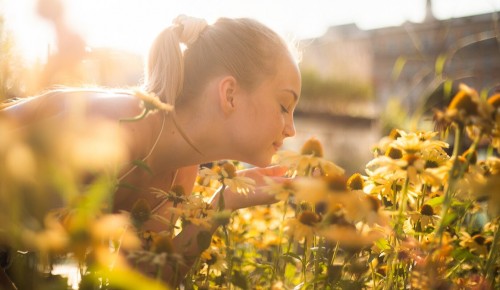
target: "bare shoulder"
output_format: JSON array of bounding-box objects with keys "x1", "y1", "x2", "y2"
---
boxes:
[{"x1": 2, "y1": 88, "x2": 144, "y2": 123}]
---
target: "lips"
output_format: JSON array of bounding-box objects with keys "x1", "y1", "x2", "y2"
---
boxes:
[{"x1": 273, "y1": 142, "x2": 283, "y2": 151}]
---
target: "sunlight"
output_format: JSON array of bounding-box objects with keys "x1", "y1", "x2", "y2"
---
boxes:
[
  {"x1": 51, "y1": 263, "x2": 81, "y2": 290},
  {"x1": 3, "y1": 0, "x2": 500, "y2": 64}
]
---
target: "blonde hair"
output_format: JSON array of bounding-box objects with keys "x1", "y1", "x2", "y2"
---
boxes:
[{"x1": 144, "y1": 16, "x2": 291, "y2": 107}]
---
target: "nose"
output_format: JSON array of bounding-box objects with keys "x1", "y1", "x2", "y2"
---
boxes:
[{"x1": 283, "y1": 117, "x2": 296, "y2": 138}]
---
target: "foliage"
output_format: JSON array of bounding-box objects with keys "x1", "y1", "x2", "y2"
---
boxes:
[
  {"x1": 1, "y1": 85, "x2": 499, "y2": 289},
  {"x1": 300, "y1": 69, "x2": 373, "y2": 101}
]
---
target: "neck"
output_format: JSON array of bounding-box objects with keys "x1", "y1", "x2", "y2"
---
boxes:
[{"x1": 149, "y1": 104, "x2": 230, "y2": 170}]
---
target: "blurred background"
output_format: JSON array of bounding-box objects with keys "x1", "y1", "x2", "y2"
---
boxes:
[{"x1": 1, "y1": 0, "x2": 499, "y2": 174}]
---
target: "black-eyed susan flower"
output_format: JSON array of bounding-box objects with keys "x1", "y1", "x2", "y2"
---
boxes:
[
  {"x1": 459, "y1": 232, "x2": 492, "y2": 257},
  {"x1": 409, "y1": 204, "x2": 440, "y2": 232},
  {"x1": 200, "y1": 247, "x2": 227, "y2": 276},
  {"x1": 261, "y1": 177, "x2": 296, "y2": 201},
  {"x1": 199, "y1": 162, "x2": 256, "y2": 195},
  {"x1": 272, "y1": 137, "x2": 344, "y2": 177},
  {"x1": 130, "y1": 198, "x2": 152, "y2": 229},
  {"x1": 285, "y1": 211, "x2": 321, "y2": 245}
]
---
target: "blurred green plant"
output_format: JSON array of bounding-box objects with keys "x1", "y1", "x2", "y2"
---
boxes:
[{"x1": 300, "y1": 68, "x2": 373, "y2": 101}]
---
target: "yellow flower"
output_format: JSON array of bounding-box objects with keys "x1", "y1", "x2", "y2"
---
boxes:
[
  {"x1": 391, "y1": 130, "x2": 449, "y2": 155},
  {"x1": 317, "y1": 223, "x2": 387, "y2": 250},
  {"x1": 199, "y1": 162, "x2": 256, "y2": 195},
  {"x1": 285, "y1": 211, "x2": 321, "y2": 244},
  {"x1": 262, "y1": 177, "x2": 296, "y2": 201},
  {"x1": 470, "y1": 157, "x2": 500, "y2": 217},
  {"x1": 409, "y1": 204, "x2": 440, "y2": 232},
  {"x1": 165, "y1": 194, "x2": 214, "y2": 229},
  {"x1": 273, "y1": 137, "x2": 344, "y2": 177},
  {"x1": 22, "y1": 213, "x2": 69, "y2": 255},
  {"x1": 92, "y1": 214, "x2": 141, "y2": 251},
  {"x1": 434, "y1": 84, "x2": 494, "y2": 136},
  {"x1": 152, "y1": 185, "x2": 188, "y2": 207},
  {"x1": 200, "y1": 247, "x2": 227, "y2": 276},
  {"x1": 133, "y1": 89, "x2": 173, "y2": 113},
  {"x1": 366, "y1": 130, "x2": 451, "y2": 190},
  {"x1": 459, "y1": 232, "x2": 492, "y2": 257}
]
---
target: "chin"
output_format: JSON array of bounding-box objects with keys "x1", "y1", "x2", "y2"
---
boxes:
[{"x1": 245, "y1": 155, "x2": 272, "y2": 168}]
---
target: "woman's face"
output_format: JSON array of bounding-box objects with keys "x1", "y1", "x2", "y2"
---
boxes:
[{"x1": 229, "y1": 54, "x2": 301, "y2": 167}]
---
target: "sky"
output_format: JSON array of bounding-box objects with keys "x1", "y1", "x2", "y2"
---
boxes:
[{"x1": 2, "y1": 0, "x2": 500, "y2": 63}]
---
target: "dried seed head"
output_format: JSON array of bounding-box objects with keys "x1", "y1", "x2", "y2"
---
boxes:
[
  {"x1": 170, "y1": 184, "x2": 185, "y2": 197},
  {"x1": 324, "y1": 175, "x2": 348, "y2": 192},
  {"x1": 347, "y1": 173, "x2": 364, "y2": 191},
  {"x1": 472, "y1": 234, "x2": 486, "y2": 245},
  {"x1": 298, "y1": 211, "x2": 322, "y2": 226},
  {"x1": 205, "y1": 252, "x2": 218, "y2": 266},
  {"x1": 386, "y1": 147, "x2": 403, "y2": 159},
  {"x1": 448, "y1": 89, "x2": 478, "y2": 117},
  {"x1": 221, "y1": 162, "x2": 237, "y2": 178},
  {"x1": 131, "y1": 198, "x2": 151, "y2": 226},
  {"x1": 365, "y1": 195, "x2": 381, "y2": 212},
  {"x1": 424, "y1": 160, "x2": 439, "y2": 169},
  {"x1": 420, "y1": 204, "x2": 434, "y2": 216},
  {"x1": 152, "y1": 234, "x2": 174, "y2": 254},
  {"x1": 403, "y1": 154, "x2": 419, "y2": 166},
  {"x1": 301, "y1": 137, "x2": 324, "y2": 157},
  {"x1": 487, "y1": 93, "x2": 500, "y2": 109},
  {"x1": 323, "y1": 213, "x2": 351, "y2": 226}
]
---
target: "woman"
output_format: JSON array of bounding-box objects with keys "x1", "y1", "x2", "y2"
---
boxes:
[{"x1": 2, "y1": 15, "x2": 301, "y2": 287}]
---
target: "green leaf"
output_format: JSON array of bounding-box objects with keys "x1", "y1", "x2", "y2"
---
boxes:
[
  {"x1": 374, "y1": 238, "x2": 391, "y2": 251},
  {"x1": 443, "y1": 79, "x2": 453, "y2": 101},
  {"x1": 426, "y1": 196, "x2": 445, "y2": 207},
  {"x1": 392, "y1": 56, "x2": 407, "y2": 80},
  {"x1": 435, "y1": 54, "x2": 447, "y2": 76},
  {"x1": 282, "y1": 252, "x2": 302, "y2": 263},
  {"x1": 132, "y1": 159, "x2": 153, "y2": 175},
  {"x1": 441, "y1": 212, "x2": 457, "y2": 227},
  {"x1": 100, "y1": 266, "x2": 170, "y2": 290},
  {"x1": 117, "y1": 182, "x2": 140, "y2": 191}
]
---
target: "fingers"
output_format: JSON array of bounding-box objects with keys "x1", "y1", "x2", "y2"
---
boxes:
[
  {"x1": 258, "y1": 165, "x2": 288, "y2": 176},
  {"x1": 239, "y1": 165, "x2": 288, "y2": 177}
]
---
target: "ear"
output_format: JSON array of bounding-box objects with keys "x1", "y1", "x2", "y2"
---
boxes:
[{"x1": 218, "y1": 76, "x2": 237, "y2": 115}]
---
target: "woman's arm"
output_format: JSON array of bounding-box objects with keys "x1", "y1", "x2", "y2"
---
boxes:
[{"x1": 161, "y1": 165, "x2": 288, "y2": 286}]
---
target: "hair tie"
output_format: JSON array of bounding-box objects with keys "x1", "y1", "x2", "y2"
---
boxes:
[{"x1": 173, "y1": 15, "x2": 208, "y2": 46}]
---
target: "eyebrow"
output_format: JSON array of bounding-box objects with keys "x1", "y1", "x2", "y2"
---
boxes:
[{"x1": 283, "y1": 89, "x2": 299, "y2": 102}]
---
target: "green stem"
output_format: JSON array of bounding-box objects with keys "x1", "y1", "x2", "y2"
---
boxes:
[
  {"x1": 485, "y1": 218, "x2": 500, "y2": 287},
  {"x1": 273, "y1": 200, "x2": 289, "y2": 281},
  {"x1": 436, "y1": 125, "x2": 463, "y2": 243},
  {"x1": 313, "y1": 237, "x2": 320, "y2": 290},
  {"x1": 436, "y1": 127, "x2": 482, "y2": 243},
  {"x1": 330, "y1": 242, "x2": 339, "y2": 265},
  {"x1": 303, "y1": 238, "x2": 308, "y2": 283},
  {"x1": 119, "y1": 108, "x2": 149, "y2": 122},
  {"x1": 394, "y1": 177, "x2": 410, "y2": 239}
]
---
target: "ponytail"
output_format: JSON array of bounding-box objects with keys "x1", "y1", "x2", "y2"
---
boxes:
[
  {"x1": 144, "y1": 15, "x2": 207, "y2": 106},
  {"x1": 145, "y1": 28, "x2": 183, "y2": 106}
]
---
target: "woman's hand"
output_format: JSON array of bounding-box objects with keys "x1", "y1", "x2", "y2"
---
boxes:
[{"x1": 221, "y1": 165, "x2": 289, "y2": 211}]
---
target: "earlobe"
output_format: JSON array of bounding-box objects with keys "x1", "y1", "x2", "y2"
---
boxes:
[{"x1": 219, "y1": 76, "x2": 237, "y2": 115}]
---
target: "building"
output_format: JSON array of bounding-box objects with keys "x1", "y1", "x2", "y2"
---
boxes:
[{"x1": 293, "y1": 2, "x2": 500, "y2": 174}]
